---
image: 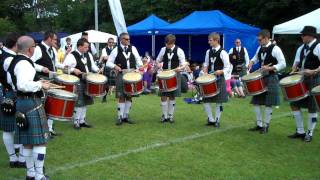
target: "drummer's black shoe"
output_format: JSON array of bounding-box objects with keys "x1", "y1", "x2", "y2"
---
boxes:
[
  {"x1": 206, "y1": 118, "x2": 216, "y2": 126},
  {"x1": 73, "y1": 124, "x2": 81, "y2": 130},
  {"x1": 116, "y1": 118, "x2": 123, "y2": 126},
  {"x1": 122, "y1": 117, "x2": 135, "y2": 124},
  {"x1": 161, "y1": 115, "x2": 167, "y2": 123},
  {"x1": 260, "y1": 126, "x2": 269, "y2": 134},
  {"x1": 9, "y1": 161, "x2": 18, "y2": 168},
  {"x1": 214, "y1": 122, "x2": 220, "y2": 128},
  {"x1": 248, "y1": 125, "x2": 263, "y2": 131},
  {"x1": 168, "y1": 114, "x2": 174, "y2": 124},
  {"x1": 288, "y1": 132, "x2": 306, "y2": 139},
  {"x1": 40, "y1": 175, "x2": 49, "y2": 180},
  {"x1": 26, "y1": 176, "x2": 35, "y2": 180},
  {"x1": 17, "y1": 161, "x2": 26, "y2": 168},
  {"x1": 50, "y1": 130, "x2": 62, "y2": 137},
  {"x1": 304, "y1": 133, "x2": 313, "y2": 142},
  {"x1": 80, "y1": 123, "x2": 92, "y2": 128}
]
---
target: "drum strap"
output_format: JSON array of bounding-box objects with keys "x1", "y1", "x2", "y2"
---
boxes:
[
  {"x1": 167, "y1": 52, "x2": 174, "y2": 69},
  {"x1": 122, "y1": 51, "x2": 132, "y2": 69},
  {"x1": 301, "y1": 49, "x2": 311, "y2": 71}
]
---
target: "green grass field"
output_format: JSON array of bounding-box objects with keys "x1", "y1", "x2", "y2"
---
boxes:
[{"x1": 1, "y1": 92, "x2": 320, "y2": 179}]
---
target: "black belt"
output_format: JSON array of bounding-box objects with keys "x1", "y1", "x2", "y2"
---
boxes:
[{"x1": 17, "y1": 91, "x2": 43, "y2": 99}]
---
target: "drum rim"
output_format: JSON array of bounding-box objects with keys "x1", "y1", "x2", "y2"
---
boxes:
[
  {"x1": 55, "y1": 74, "x2": 80, "y2": 84},
  {"x1": 86, "y1": 74, "x2": 108, "y2": 84},
  {"x1": 123, "y1": 72, "x2": 142, "y2": 82},
  {"x1": 195, "y1": 74, "x2": 217, "y2": 84},
  {"x1": 47, "y1": 90, "x2": 78, "y2": 100},
  {"x1": 242, "y1": 72, "x2": 263, "y2": 81},
  {"x1": 279, "y1": 75, "x2": 303, "y2": 86},
  {"x1": 311, "y1": 85, "x2": 320, "y2": 94},
  {"x1": 157, "y1": 70, "x2": 176, "y2": 79}
]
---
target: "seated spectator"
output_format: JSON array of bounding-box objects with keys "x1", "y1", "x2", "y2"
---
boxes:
[{"x1": 139, "y1": 56, "x2": 153, "y2": 93}]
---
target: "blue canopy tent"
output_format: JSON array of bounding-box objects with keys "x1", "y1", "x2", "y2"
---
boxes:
[
  {"x1": 127, "y1": 14, "x2": 169, "y2": 57},
  {"x1": 158, "y1": 10, "x2": 260, "y2": 63}
]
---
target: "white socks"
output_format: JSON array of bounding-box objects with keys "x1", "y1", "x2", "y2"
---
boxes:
[
  {"x1": 79, "y1": 106, "x2": 87, "y2": 124},
  {"x1": 3, "y1": 132, "x2": 17, "y2": 162},
  {"x1": 203, "y1": 103, "x2": 214, "y2": 122},
  {"x1": 215, "y1": 103, "x2": 223, "y2": 123},
  {"x1": 168, "y1": 100, "x2": 175, "y2": 116},
  {"x1": 161, "y1": 101, "x2": 168, "y2": 119},
  {"x1": 264, "y1": 107, "x2": 273, "y2": 126},
  {"x1": 254, "y1": 105, "x2": 263, "y2": 127},
  {"x1": 47, "y1": 119, "x2": 53, "y2": 132},
  {"x1": 124, "y1": 101, "x2": 132, "y2": 118},
  {"x1": 118, "y1": 103, "x2": 125, "y2": 119},
  {"x1": 293, "y1": 110, "x2": 305, "y2": 134},
  {"x1": 33, "y1": 146, "x2": 46, "y2": 180},
  {"x1": 74, "y1": 107, "x2": 82, "y2": 125},
  {"x1": 308, "y1": 113, "x2": 317, "y2": 136},
  {"x1": 24, "y1": 148, "x2": 35, "y2": 177}
]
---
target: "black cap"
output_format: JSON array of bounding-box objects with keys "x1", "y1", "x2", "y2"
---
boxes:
[{"x1": 300, "y1": 26, "x2": 317, "y2": 37}]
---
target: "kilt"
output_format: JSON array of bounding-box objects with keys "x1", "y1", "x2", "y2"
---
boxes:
[
  {"x1": 250, "y1": 74, "x2": 280, "y2": 106},
  {"x1": 238, "y1": 64, "x2": 248, "y2": 77},
  {"x1": 0, "y1": 90, "x2": 16, "y2": 132},
  {"x1": 14, "y1": 98, "x2": 49, "y2": 145},
  {"x1": 115, "y1": 72, "x2": 140, "y2": 98},
  {"x1": 158, "y1": 72, "x2": 182, "y2": 98},
  {"x1": 203, "y1": 75, "x2": 228, "y2": 103},
  {"x1": 76, "y1": 81, "x2": 94, "y2": 107},
  {"x1": 290, "y1": 75, "x2": 320, "y2": 113},
  {"x1": 104, "y1": 66, "x2": 117, "y2": 86}
]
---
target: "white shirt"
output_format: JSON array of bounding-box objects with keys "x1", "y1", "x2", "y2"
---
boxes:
[
  {"x1": 101, "y1": 46, "x2": 113, "y2": 58},
  {"x1": 63, "y1": 50, "x2": 99, "y2": 73},
  {"x1": 228, "y1": 46, "x2": 250, "y2": 66},
  {"x1": 31, "y1": 41, "x2": 64, "y2": 71},
  {"x1": 203, "y1": 45, "x2": 231, "y2": 79},
  {"x1": 293, "y1": 38, "x2": 320, "y2": 67},
  {"x1": 156, "y1": 45, "x2": 187, "y2": 66},
  {"x1": 106, "y1": 44, "x2": 142, "y2": 69},
  {"x1": 13, "y1": 54, "x2": 42, "y2": 92},
  {"x1": 2, "y1": 47, "x2": 16, "y2": 87}
]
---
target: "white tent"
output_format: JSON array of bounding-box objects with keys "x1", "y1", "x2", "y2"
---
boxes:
[
  {"x1": 272, "y1": 8, "x2": 320, "y2": 35},
  {"x1": 60, "y1": 29, "x2": 117, "y2": 53}
]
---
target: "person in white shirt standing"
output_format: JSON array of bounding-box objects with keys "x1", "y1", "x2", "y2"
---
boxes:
[
  {"x1": 8, "y1": 36, "x2": 51, "y2": 180},
  {"x1": 156, "y1": 34, "x2": 187, "y2": 123},
  {"x1": 248, "y1": 29, "x2": 286, "y2": 134},
  {"x1": 288, "y1": 26, "x2": 320, "y2": 142},
  {"x1": 64, "y1": 38, "x2": 100, "y2": 129},
  {"x1": 106, "y1": 32, "x2": 142, "y2": 125},
  {"x1": 31, "y1": 31, "x2": 66, "y2": 138},
  {"x1": 202, "y1": 32, "x2": 231, "y2": 127}
]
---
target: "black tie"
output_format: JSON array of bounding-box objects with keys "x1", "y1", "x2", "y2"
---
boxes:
[
  {"x1": 124, "y1": 46, "x2": 128, "y2": 54},
  {"x1": 48, "y1": 47, "x2": 53, "y2": 56},
  {"x1": 212, "y1": 49, "x2": 216, "y2": 53},
  {"x1": 304, "y1": 44, "x2": 310, "y2": 51}
]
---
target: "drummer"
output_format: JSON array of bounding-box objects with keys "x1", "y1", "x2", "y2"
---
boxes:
[
  {"x1": 288, "y1": 26, "x2": 320, "y2": 142},
  {"x1": 202, "y1": 32, "x2": 231, "y2": 127},
  {"x1": 63, "y1": 38, "x2": 100, "y2": 129},
  {"x1": 156, "y1": 34, "x2": 187, "y2": 123},
  {"x1": 248, "y1": 29, "x2": 286, "y2": 134},
  {"x1": 31, "y1": 31, "x2": 66, "y2": 137},
  {"x1": 106, "y1": 32, "x2": 142, "y2": 125}
]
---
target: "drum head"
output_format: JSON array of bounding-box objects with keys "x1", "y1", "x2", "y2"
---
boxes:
[
  {"x1": 47, "y1": 89, "x2": 77, "y2": 99},
  {"x1": 242, "y1": 71, "x2": 262, "y2": 81},
  {"x1": 195, "y1": 74, "x2": 216, "y2": 84},
  {"x1": 280, "y1": 74, "x2": 302, "y2": 86},
  {"x1": 86, "y1": 73, "x2": 107, "y2": 83},
  {"x1": 55, "y1": 74, "x2": 79, "y2": 84},
  {"x1": 311, "y1": 85, "x2": 320, "y2": 94},
  {"x1": 157, "y1": 70, "x2": 176, "y2": 79},
  {"x1": 123, "y1": 72, "x2": 142, "y2": 82}
]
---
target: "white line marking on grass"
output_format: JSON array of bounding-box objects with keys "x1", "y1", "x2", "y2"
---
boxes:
[{"x1": 48, "y1": 112, "x2": 292, "y2": 175}]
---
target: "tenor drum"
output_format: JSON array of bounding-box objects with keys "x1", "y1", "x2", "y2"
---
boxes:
[
  {"x1": 280, "y1": 74, "x2": 308, "y2": 102},
  {"x1": 242, "y1": 71, "x2": 267, "y2": 96},
  {"x1": 45, "y1": 89, "x2": 78, "y2": 121},
  {"x1": 85, "y1": 73, "x2": 108, "y2": 97},
  {"x1": 195, "y1": 74, "x2": 219, "y2": 98},
  {"x1": 123, "y1": 72, "x2": 143, "y2": 96},
  {"x1": 157, "y1": 70, "x2": 177, "y2": 92},
  {"x1": 55, "y1": 74, "x2": 79, "y2": 93},
  {"x1": 311, "y1": 85, "x2": 320, "y2": 111}
]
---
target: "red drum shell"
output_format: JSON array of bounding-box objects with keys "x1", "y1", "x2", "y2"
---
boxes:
[
  {"x1": 196, "y1": 75, "x2": 220, "y2": 98},
  {"x1": 55, "y1": 74, "x2": 79, "y2": 93},
  {"x1": 157, "y1": 71, "x2": 178, "y2": 92},
  {"x1": 242, "y1": 72, "x2": 267, "y2": 96},
  {"x1": 123, "y1": 72, "x2": 143, "y2": 96},
  {"x1": 280, "y1": 75, "x2": 309, "y2": 102},
  {"x1": 45, "y1": 89, "x2": 77, "y2": 121},
  {"x1": 85, "y1": 74, "x2": 108, "y2": 97}
]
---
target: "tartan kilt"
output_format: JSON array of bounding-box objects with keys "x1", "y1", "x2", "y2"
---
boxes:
[
  {"x1": 104, "y1": 66, "x2": 117, "y2": 86},
  {"x1": 0, "y1": 91, "x2": 16, "y2": 132},
  {"x1": 14, "y1": 98, "x2": 49, "y2": 145},
  {"x1": 238, "y1": 64, "x2": 248, "y2": 77},
  {"x1": 76, "y1": 81, "x2": 94, "y2": 107},
  {"x1": 250, "y1": 74, "x2": 280, "y2": 106},
  {"x1": 203, "y1": 75, "x2": 228, "y2": 103},
  {"x1": 158, "y1": 72, "x2": 182, "y2": 98},
  {"x1": 290, "y1": 75, "x2": 320, "y2": 113},
  {"x1": 115, "y1": 72, "x2": 140, "y2": 98}
]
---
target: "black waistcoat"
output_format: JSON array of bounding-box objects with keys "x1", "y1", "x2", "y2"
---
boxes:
[
  {"x1": 36, "y1": 43, "x2": 56, "y2": 77},
  {"x1": 71, "y1": 51, "x2": 92, "y2": 79},
  {"x1": 298, "y1": 41, "x2": 320, "y2": 70},
  {"x1": 0, "y1": 50, "x2": 15, "y2": 90},
  {"x1": 208, "y1": 48, "x2": 224, "y2": 72},
  {"x1": 114, "y1": 45, "x2": 136, "y2": 69},
  {"x1": 162, "y1": 46, "x2": 179, "y2": 70}
]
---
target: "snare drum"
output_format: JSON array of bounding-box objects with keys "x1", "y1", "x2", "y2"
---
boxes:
[
  {"x1": 280, "y1": 74, "x2": 308, "y2": 102},
  {"x1": 85, "y1": 73, "x2": 108, "y2": 97},
  {"x1": 45, "y1": 89, "x2": 78, "y2": 121},
  {"x1": 123, "y1": 72, "x2": 143, "y2": 96},
  {"x1": 195, "y1": 74, "x2": 219, "y2": 98},
  {"x1": 157, "y1": 70, "x2": 177, "y2": 92},
  {"x1": 55, "y1": 74, "x2": 79, "y2": 93},
  {"x1": 242, "y1": 71, "x2": 267, "y2": 96},
  {"x1": 311, "y1": 85, "x2": 320, "y2": 111}
]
